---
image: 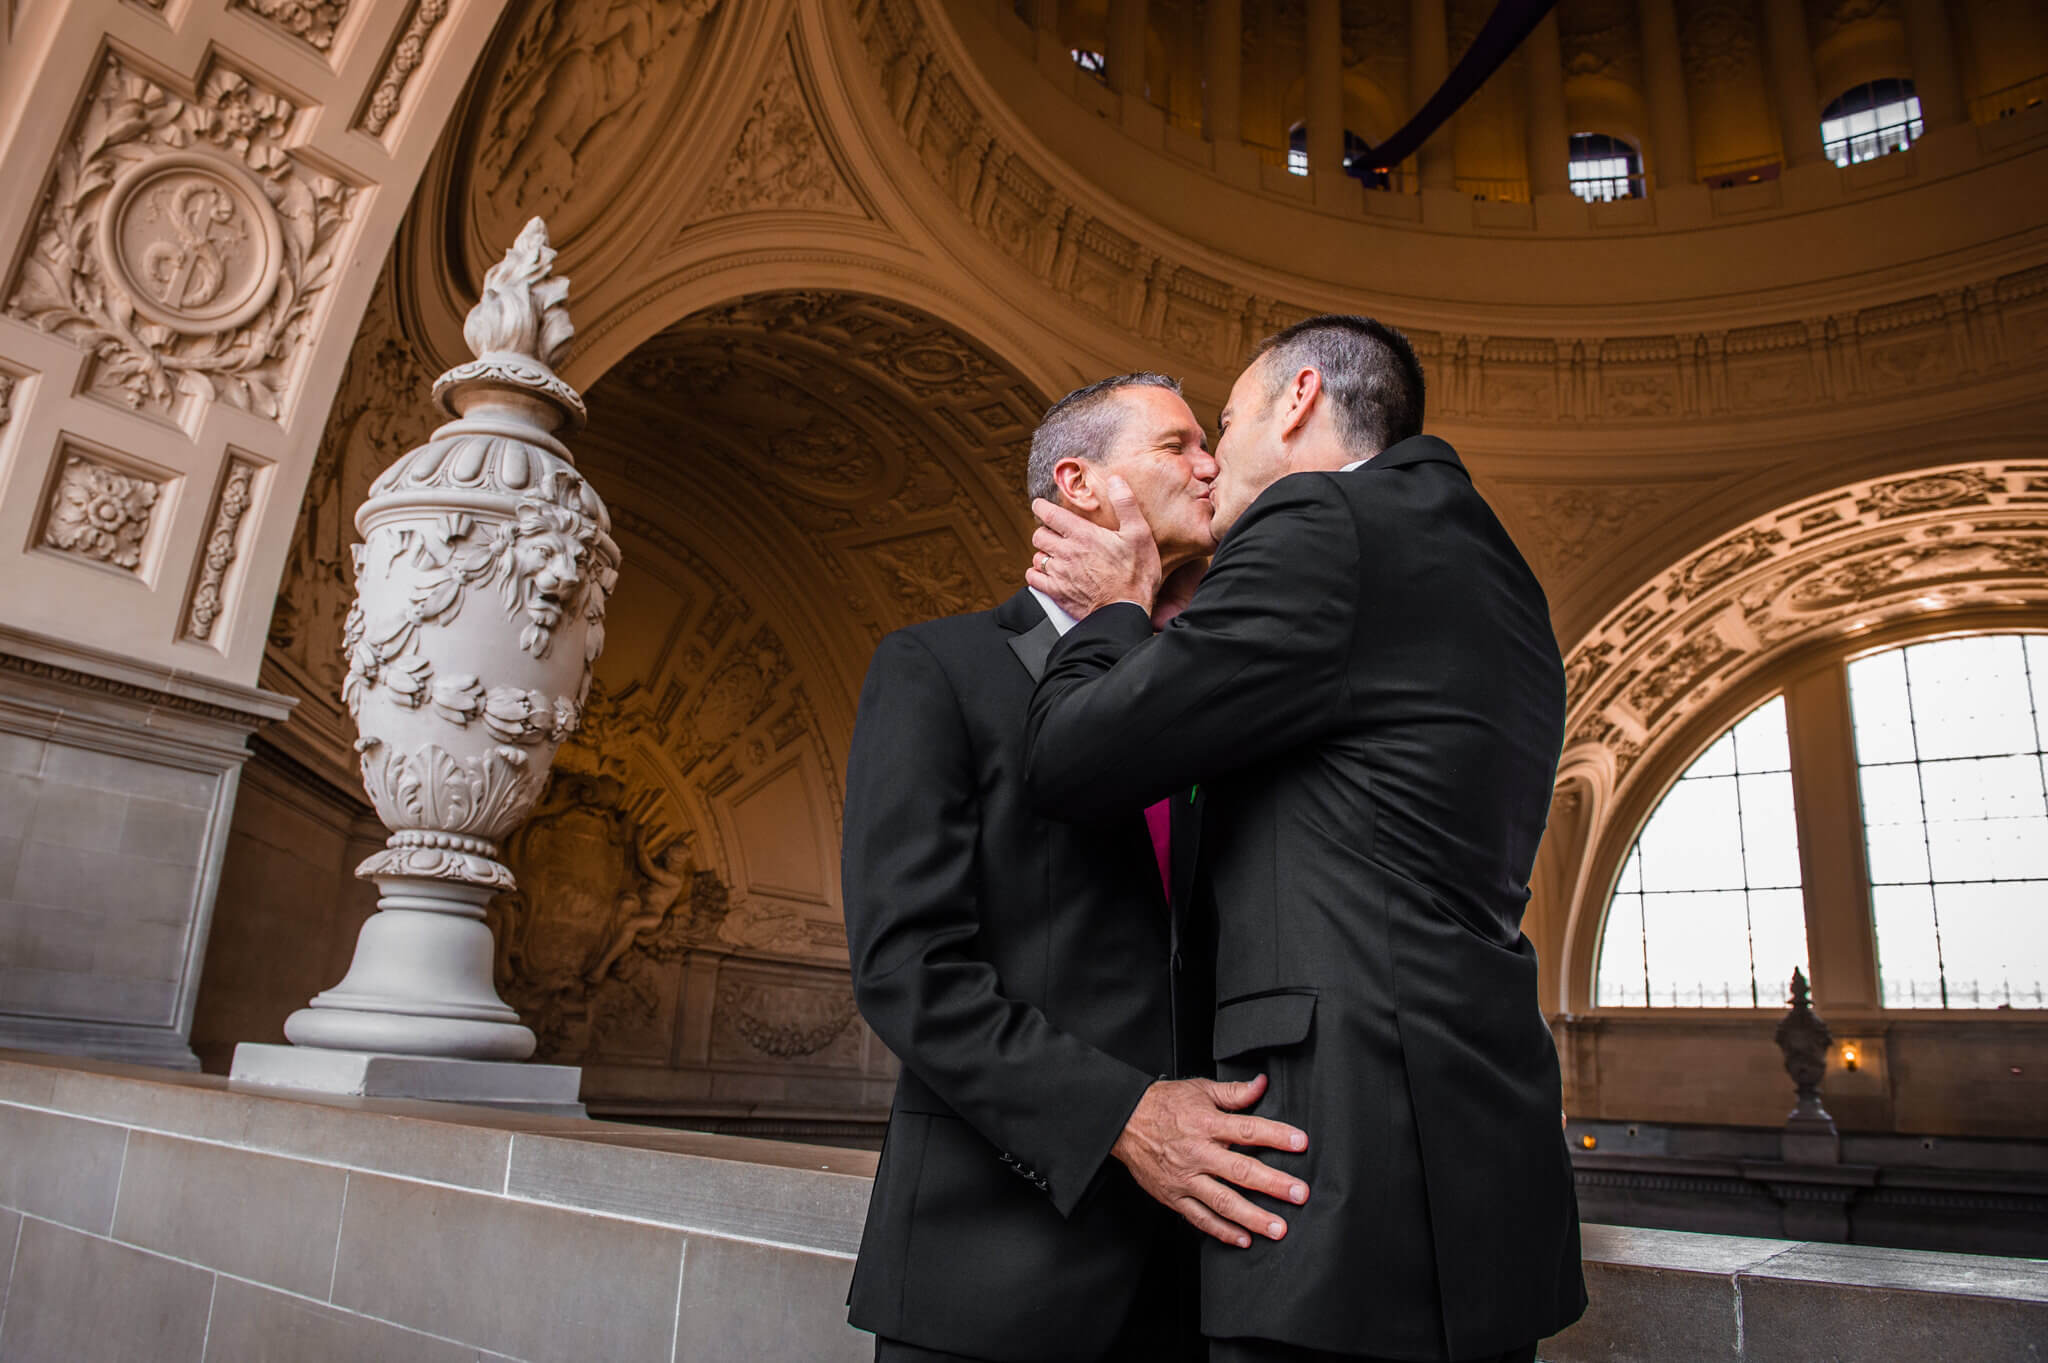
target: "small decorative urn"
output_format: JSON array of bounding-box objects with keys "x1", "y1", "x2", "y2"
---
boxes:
[
  {"x1": 284, "y1": 218, "x2": 618, "y2": 1061},
  {"x1": 1775, "y1": 967, "x2": 1840, "y2": 1163}
]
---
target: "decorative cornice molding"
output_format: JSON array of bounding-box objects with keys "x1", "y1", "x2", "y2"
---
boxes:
[
  {"x1": 0, "y1": 625, "x2": 294, "y2": 729},
  {"x1": 848, "y1": 0, "x2": 2048, "y2": 427}
]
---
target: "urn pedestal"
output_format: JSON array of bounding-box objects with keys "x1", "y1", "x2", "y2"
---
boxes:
[{"x1": 233, "y1": 220, "x2": 613, "y2": 1114}]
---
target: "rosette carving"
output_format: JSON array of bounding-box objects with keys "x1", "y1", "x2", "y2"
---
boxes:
[{"x1": 284, "y1": 219, "x2": 619, "y2": 1063}]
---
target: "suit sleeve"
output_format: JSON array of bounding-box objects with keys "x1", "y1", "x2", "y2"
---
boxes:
[
  {"x1": 842, "y1": 629, "x2": 1153, "y2": 1218},
  {"x1": 1025, "y1": 474, "x2": 1361, "y2": 818}
]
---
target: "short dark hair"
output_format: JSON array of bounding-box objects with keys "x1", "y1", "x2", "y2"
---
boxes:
[
  {"x1": 1252, "y1": 315, "x2": 1424, "y2": 458},
  {"x1": 1026, "y1": 372, "x2": 1182, "y2": 503}
]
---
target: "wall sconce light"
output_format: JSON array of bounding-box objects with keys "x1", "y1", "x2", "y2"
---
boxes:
[
  {"x1": 1842, "y1": 1045, "x2": 1860, "y2": 1072},
  {"x1": 1579, "y1": 1134, "x2": 1597, "y2": 1150}
]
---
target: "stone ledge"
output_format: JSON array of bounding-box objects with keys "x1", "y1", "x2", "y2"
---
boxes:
[{"x1": 2, "y1": 1049, "x2": 2044, "y2": 1363}]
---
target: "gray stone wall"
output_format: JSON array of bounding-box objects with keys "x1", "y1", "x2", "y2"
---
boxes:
[{"x1": 0, "y1": 629, "x2": 289, "y2": 1070}]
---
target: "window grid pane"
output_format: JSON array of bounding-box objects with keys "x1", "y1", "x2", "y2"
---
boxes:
[
  {"x1": 1568, "y1": 132, "x2": 1642, "y2": 203},
  {"x1": 1849, "y1": 634, "x2": 2048, "y2": 1009},
  {"x1": 1594, "y1": 696, "x2": 1811, "y2": 1008},
  {"x1": 1822, "y1": 82, "x2": 1924, "y2": 166}
]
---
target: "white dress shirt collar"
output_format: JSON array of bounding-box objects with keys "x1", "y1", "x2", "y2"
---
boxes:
[{"x1": 1028, "y1": 586, "x2": 1080, "y2": 635}]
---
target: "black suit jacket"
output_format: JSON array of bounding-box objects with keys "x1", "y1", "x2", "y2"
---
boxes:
[
  {"x1": 1024, "y1": 438, "x2": 1587, "y2": 1359},
  {"x1": 843, "y1": 588, "x2": 1204, "y2": 1361}
]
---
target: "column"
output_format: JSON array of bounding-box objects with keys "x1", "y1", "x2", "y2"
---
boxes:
[
  {"x1": 1205, "y1": 0, "x2": 1243, "y2": 144},
  {"x1": 1637, "y1": 0, "x2": 1695, "y2": 186},
  {"x1": 1409, "y1": 0, "x2": 1454, "y2": 188},
  {"x1": 1307, "y1": 0, "x2": 1344, "y2": 175},
  {"x1": 1033, "y1": 0, "x2": 1059, "y2": 36},
  {"x1": 1107, "y1": 0, "x2": 1148, "y2": 98},
  {"x1": 1783, "y1": 666, "x2": 1882, "y2": 1016},
  {"x1": 1760, "y1": 0, "x2": 1826, "y2": 167},
  {"x1": 1525, "y1": 10, "x2": 1570, "y2": 196},
  {"x1": 1900, "y1": 0, "x2": 1965, "y2": 129}
]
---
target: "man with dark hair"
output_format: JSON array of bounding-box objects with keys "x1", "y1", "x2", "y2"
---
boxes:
[
  {"x1": 1023, "y1": 317, "x2": 1586, "y2": 1362},
  {"x1": 844, "y1": 373, "x2": 1310, "y2": 1363}
]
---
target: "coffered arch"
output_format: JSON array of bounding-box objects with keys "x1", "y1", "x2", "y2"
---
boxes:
[
  {"x1": 254, "y1": 271, "x2": 1049, "y2": 1112},
  {"x1": 1529, "y1": 460, "x2": 2048, "y2": 1016}
]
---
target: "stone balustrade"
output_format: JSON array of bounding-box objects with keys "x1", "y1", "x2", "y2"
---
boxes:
[{"x1": 1, "y1": 1048, "x2": 2043, "y2": 1361}]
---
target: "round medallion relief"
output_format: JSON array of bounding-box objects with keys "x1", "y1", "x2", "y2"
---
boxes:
[{"x1": 96, "y1": 152, "x2": 285, "y2": 336}]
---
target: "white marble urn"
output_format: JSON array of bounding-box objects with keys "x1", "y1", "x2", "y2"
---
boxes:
[{"x1": 285, "y1": 219, "x2": 618, "y2": 1061}]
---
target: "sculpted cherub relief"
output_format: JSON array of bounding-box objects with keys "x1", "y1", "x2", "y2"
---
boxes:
[{"x1": 481, "y1": 0, "x2": 717, "y2": 224}]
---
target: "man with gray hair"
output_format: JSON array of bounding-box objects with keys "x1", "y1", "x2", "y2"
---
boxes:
[
  {"x1": 843, "y1": 372, "x2": 1310, "y2": 1362},
  {"x1": 1025, "y1": 317, "x2": 1586, "y2": 1361}
]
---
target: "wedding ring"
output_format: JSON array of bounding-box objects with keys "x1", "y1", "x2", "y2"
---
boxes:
[{"x1": 1038, "y1": 552, "x2": 1050, "y2": 572}]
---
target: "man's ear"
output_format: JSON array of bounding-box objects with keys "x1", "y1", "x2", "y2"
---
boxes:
[
  {"x1": 1052, "y1": 457, "x2": 1100, "y2": 510},
  {"x1": 1278, "y1": 367, "x2": 1321, "y2": 441}
]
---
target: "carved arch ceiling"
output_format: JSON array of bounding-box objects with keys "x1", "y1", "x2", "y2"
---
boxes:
[
  {"x1": 268, "y1": 275, "x2": 1046, "y2": 1076},
  {"x1": 1559, "y1": 461, "x2": 2048, "y2": 803},
  {"x1": 486, "y1": 288, "x2": 1047, "y2": 1061}
]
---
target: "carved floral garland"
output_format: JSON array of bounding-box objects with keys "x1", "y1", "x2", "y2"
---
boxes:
[{"x1": 341, "y1": 472, "x2": 609, "y2": 745}]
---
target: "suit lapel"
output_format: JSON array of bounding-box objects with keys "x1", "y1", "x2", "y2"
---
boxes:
[
  {"x1": 1000, "y1": 586, "x2": 1170, "y2": 919},
  {"x1": 1007, "y1": 617, "x2": 1059, "y2": 682},
  {"x1": 997, "y1": 588, "x2": 1058, "y2": 682}
]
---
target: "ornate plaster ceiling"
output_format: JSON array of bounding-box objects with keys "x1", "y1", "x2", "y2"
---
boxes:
[{"x1": 1561, "y1": 461, "x2": 2048, "y2": 799}]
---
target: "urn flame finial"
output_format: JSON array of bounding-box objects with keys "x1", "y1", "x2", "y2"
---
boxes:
[
  {"x1": 432, "y1": 217, "x2": 586, "y2": 428},
  {"x1": 465, "y1": 217, "x2": 573, "y2": 366}
]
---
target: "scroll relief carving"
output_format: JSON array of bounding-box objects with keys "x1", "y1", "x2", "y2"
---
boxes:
[
  {"x1": 40, "y1": 451, "x2": 163, "y2": 572},
  {"x1": 362, "y1": 0, "x2": 452, "y2": 136},
  {"x1": 185, "y1": 456, "x2": 260, "y2": 641},
  {"x1": 8, "y1": 58, "x2": 354, "y2": 419},
  {"x1": 234, "y1": 0, "x2": 349, "y2": 51}
]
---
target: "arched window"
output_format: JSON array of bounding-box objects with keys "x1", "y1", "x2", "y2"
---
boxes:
[
  {"x1": 1848, "y1": 634, "x2": 2048, "y2": 1008},
  {"x1": 1589, "y1": 628, "x2": 2048, "y2": 1012},
  {"x1": 1567, "y1": 133, "x2": 1643, "y2": 203},
  {"x1": 1595, "y1": 696, "x2": 1809, "y2": 1007},
  {"x1": 1070, "y1": 49, "x2": 1107, "y2": 78},
  {"x1": 1822, "y1": 78, "x2": 1923, "y2": 167}
]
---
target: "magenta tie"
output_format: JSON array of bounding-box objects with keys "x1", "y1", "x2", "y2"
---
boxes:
[{"x1": 1144, "y1": 799, "x2": 1172, "y2": 900}]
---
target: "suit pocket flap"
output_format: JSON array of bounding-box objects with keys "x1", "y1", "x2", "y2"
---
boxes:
[{"x1": 1212, "y1": 990, "x2": 1317, "y2": 1060}]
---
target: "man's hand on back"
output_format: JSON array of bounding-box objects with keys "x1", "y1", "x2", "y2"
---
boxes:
[
  {"x1": 1027, "y1": 477, "x2": 1163, "y2": 620},
  {"x1": 1112, "y1": 1074, "x2": 1309, "y2": 1249}
]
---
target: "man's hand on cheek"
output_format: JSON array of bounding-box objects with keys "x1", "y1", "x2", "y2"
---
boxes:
[{"x1": 1026, "y1": 476, "x2": 1164, "y2": 619}]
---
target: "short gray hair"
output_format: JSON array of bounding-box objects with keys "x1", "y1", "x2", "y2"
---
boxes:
[
  {"x1": 1252, "y1": 315, "x2": 1424, "y2": 458},
  {"x1": 1026, "y1": 372, "x2": 1183, "y2": 504}
]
